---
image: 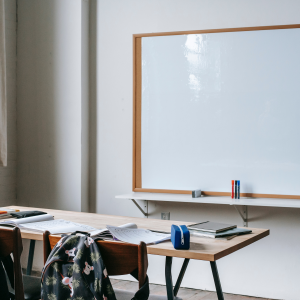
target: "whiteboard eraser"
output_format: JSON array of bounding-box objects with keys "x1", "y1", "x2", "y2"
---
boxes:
[{"x1": 192, "y1": 190, "x2": 201, "y2": 198}]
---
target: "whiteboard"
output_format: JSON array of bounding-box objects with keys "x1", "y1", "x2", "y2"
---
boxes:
[{"x1": 139, "y1": 27, "x2": 300, "y2": 196}]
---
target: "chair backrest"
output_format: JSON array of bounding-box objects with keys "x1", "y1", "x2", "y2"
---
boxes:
[
  {"x1": 43, "y1": 231, "x2": 148, "y2": 288},
  {"x1": 0, "y1": 227, "x2": 24, "y2": 300}
]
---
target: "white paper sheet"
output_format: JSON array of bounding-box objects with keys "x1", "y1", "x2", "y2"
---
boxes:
[
  {"x1": 89, "y1": 223, "x2": 137, "y2": 238},
  {"x1": 106, "y1": 225, "x2": 171, "y2": 245},
  {"x1": 19, "y1": 219, "x2": 96, "y2": 234}
]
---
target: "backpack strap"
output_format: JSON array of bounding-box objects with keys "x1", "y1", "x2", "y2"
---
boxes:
[
  {"x1": 63, "y1": 231, "x2": 91, "y2": 237},
  {"x1": 130, "y1": 269, "x2": 150, "y2": 300}
]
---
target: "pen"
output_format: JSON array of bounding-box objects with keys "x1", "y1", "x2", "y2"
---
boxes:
[
  {"x1": 235, "y1": 180, "x2": 237, "y2": 199},
  {"x1": 231, "y1": 180, "x2": 234, "y2": 199}
]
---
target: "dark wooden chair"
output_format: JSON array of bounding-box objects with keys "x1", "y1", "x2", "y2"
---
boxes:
[
  {"x1": 0, "y1": 227, "x2": 41, "y2": 300},
  {"x1": 43, "y1": 231, "x2": 171, "y2": 300}
]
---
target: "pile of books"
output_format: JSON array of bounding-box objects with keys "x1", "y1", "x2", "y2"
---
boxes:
[
  {"x1": 0, "y1": 207, "x2": 20, "y2": 219},
  {"x1": 187, "y1": 221, "x2": 252, "y2": 240},
  {"x1": 0, "y1": 209, "x2": 96, "y2": 234}
]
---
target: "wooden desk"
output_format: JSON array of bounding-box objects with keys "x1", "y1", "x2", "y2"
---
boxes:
[{"x1": 5, "y1": 206, "x2": 269, "y2": 300}]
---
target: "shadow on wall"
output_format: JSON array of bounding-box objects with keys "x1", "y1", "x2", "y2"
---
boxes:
[{"x1": 88, "y1": 0, "x2": 98, "y2": 213}]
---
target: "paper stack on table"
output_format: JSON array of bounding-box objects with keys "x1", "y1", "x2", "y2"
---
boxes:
[
  {"x1": 0, "y1": 214, "x2": 96, "y2": 234},
  {"x1": 89, "y1": 223, "x2": 138, "y2": 240},
  {"x1": 189, "y1": 227, "x2": 252, "y2": 239},
  {"x1": 90, "y1": 223, "x2": 170, "y2": 245},
  {"x1": 106, "y1": 225, "x2": 170, "y2": 245}
]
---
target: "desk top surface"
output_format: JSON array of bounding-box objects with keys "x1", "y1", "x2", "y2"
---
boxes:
[{"x1": 4, "y1": 206, "x2": 269, "y2": 261}]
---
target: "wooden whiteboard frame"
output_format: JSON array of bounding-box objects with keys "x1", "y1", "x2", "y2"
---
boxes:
[{"x1": 133, "y1": 24, "x2": 300, "y2": 199}]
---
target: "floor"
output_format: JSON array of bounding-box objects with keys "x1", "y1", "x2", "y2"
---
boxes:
[
  {"x1": 27, "y1": 269, "x2": 272, "y2": 299},
  {"x1": 110, "y1": 278, "x2": 272, "y2": 300}
]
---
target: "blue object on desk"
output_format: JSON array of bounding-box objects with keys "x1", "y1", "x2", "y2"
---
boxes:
[{"x1": 171, "y1": 225, "x2": 190, "y2": 250}]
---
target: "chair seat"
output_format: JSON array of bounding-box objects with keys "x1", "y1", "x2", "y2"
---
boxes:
[{"x1": 114, "y1": 289, "x2": 182, "y2": 300}]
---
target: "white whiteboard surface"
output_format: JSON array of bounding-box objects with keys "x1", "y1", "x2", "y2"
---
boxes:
[{"x1": 141, "y1": 28, "x2": 300, "y2": 195}]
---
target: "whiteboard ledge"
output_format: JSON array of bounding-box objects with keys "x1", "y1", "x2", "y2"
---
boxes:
[{"x1": 116, "y1": 192, "x2": 300, "y2": 209}]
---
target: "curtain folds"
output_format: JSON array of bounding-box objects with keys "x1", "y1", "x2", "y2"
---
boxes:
[{"x1": 0, "y1": 0, "x2": 7, "y2": 166}]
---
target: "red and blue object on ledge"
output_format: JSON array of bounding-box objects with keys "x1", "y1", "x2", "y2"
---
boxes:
[{"x1": 171, "y1": 225, "x2": 190, "y2": 250}]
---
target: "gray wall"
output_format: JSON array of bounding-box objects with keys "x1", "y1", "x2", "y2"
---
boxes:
[
  {"x1": 0, "y1": 0, "x2": 17, "y2": 206},
  {"x1": 16, "y1": 1, "x2": 300, "y2": 299},
  {"x1": 16, "y1": 0, "x2": 85, "y2": 211}
]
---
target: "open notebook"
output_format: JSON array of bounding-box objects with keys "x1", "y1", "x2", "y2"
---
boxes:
[
  {"x1": 0, "y1": 216, "x2": 170, "y2": 245},
  {"x1": 90, "y1": 223, "x2": 171, "y2": 245}
]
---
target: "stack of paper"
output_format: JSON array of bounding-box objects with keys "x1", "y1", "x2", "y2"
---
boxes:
[
  {"x1": 91, "y1": 223, "x2": 170, "y2": 245},
  {"x1": 89, "y1": 223, "x2": 138, "y2": 240},
  {"x1": 106, "y1": 225, "x2": 170, "y2": 245},
  {"x1": 0, "y1": 214, "x2": 96, "y2": 234},
  {"x1": 190, "y1": 227, "x2": 252, "y2": 239},
  {"x1": 20, "y1": 219, "x2": 96, "y2": 234}
]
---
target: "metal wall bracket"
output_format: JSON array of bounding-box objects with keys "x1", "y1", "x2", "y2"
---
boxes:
[
  {"x1": 233, "y1": 205, "x2": 248, "y2": 227},
  {"x1": 131, "y1": 199, "x2": 148, "y2": 218}
]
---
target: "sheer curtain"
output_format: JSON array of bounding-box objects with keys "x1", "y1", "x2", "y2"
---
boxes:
[{"x1": 0, "y1": 0, "x2": 7, "y2": 166}]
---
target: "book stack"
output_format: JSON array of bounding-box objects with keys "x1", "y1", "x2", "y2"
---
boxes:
[
  {"x1": 0, "y1": 208, "x2": 20, "y2": 219},
  {"x1": 187, "y1": 221, "x2": 252, "y2": 240}
]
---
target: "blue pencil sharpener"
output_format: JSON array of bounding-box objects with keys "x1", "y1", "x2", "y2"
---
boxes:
[{"x1": 171, "y1": 225, "x2": 190, "y2": 250}]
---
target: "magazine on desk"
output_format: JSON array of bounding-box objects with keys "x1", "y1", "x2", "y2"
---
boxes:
[
  {"x1": 90, "y1": 223, "x2": 171, "y2": 245},
  {"x1": 0, "y1": 215, "x2": 170, "y2": 244},
  {"x1": 0, "y1": 214, "x2": 96, "y2": 234}
]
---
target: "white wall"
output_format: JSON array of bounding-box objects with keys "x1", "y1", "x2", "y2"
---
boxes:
[
  {"x1": 17, "y1": 0, "x2": 86, "y2": 212},
  {"x1": 0, "y1": 0, "x2": 17, "y2": 206},
  {"x1": 94, "y1": 1, "x2": 300, "y2": 299},
  {"x1": 15, "y1": 0, "x2": 300, "y2": 299}
]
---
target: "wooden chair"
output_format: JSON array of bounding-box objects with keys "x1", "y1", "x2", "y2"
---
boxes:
[
  {"x1": 0, "y1": 227, "x2": 41, "y2": 300},
  {"x1": 43, "y1": 231, "x2": 171, "y2": 300}
]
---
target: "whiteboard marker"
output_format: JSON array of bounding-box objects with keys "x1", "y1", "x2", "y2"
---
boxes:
[
  {"x1": 237, "y1": 180, "x2": 240, "y2": 199},
  {"x1": 231, "y1": 180, "x2": 234, "y2": 199},
  {"x1": 235, "y1": 180, "x2": 237, "y2": 199}
]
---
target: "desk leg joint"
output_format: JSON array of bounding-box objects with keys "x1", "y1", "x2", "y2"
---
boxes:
[{"x1": 233, "y1": 205, "x2": 248, "y2": 227}]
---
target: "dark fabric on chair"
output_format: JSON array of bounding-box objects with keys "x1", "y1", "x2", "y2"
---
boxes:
[
  {"x1": 130, "y1": 269, "x2": 150, "y2": 300},
  {"x1": 2, "y1": 255, "x2": 40, "y2": 300},
  {"x1": 0, "y1": 260, "x2": 10, "y2": 300},
  {"x1": 1, "y1": 255, "x2": 14, "y2": 288}
]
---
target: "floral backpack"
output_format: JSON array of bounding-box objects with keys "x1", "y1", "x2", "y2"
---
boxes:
[{"x1": 41, "y1": 232, "x2": 116, "y2": 300}]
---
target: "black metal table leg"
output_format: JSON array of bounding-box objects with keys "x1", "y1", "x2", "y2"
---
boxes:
[
  {"x1": 174, "y1": 258, "x2": 190, "y2": 297},
  {"x1": 26, "y1": 240, "x2": 35, "y2": 275},
  {"x1": 165, "y1": 256, "x2": 175, "y2": 300},
  {"x1": 210, "y1": 261, "x2": 224, "y2": 300}
]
